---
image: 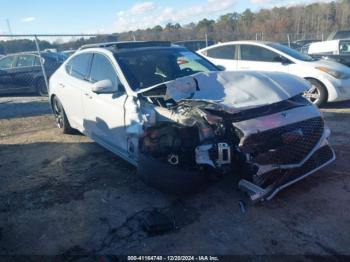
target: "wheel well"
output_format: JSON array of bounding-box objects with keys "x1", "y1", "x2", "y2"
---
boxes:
[
  {"x1": 50, "y1": 94, "x2": 56, "y2": 112},
  {"x1": 304, "y1": 77, "x2": 326, "y2": 88},
  {"x1": 304, "y1": 77, "x2": 328, "y2": 94}
]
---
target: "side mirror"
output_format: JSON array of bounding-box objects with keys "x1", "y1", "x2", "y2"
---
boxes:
[
  {"x1": 274, "y1": 56, "x2": 291, "y2": 65},
  {"x1": 91, "y1": 79, "x2": 117, "y2": 94},
  {"x1": 216, "y1": 65, "x2": 226, "y2": 71}
]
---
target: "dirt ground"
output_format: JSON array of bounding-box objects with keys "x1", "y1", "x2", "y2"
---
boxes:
[{"x1": 0, "y1": 95, "x2": 349, "y2": 259}]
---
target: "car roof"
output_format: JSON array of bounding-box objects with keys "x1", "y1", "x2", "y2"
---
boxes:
[
  {"x1": 197, "y1": 40, "x2": 274, "y2": 53},
  {"x1": 79, "y1": 41, "x2": 173, "y2": 52},
  {"x1": 200, "y1": 40, "x2": 273, "y2": 48},
  {"x1": 2, "y1": 51, "x2": 60, "y2": 57}
]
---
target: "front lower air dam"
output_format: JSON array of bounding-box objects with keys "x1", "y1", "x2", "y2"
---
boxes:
[{"x1": 235, "y1": 107, "x2": 336, "y2": 202}]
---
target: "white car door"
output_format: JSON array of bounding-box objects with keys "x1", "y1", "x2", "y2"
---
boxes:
[
  {"x1": 201, "y1": 44, "x2": 238, "y2": 70},
  {"x1": 59, "y1": 53, "x2": 93, "y2": 130},
  {"x1": 237, "y1": 44, "x2": 290, "y2": 73},
  {"x1": 82, "y1": 53, "x2": 128, "y2": 153}
]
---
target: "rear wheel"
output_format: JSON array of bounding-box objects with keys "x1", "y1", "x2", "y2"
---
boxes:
[
  {"x1": 52, "y1": 96, "x2": 75, "y2": 134},
  {"x1": 304, "y1": 78, "x2": 328, "y2": 107}
]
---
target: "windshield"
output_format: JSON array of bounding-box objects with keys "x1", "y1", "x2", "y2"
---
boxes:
[
  {"x1": 115, "y1": 48, "x2": 218, "y2": 90},
  {"x1": 267, "y1": 43, "x2": 315, "y2": 61}
]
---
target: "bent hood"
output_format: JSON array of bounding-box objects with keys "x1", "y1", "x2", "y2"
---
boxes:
[{"x1": 139, "y1": 71, "x2": 309, "y2": 109}]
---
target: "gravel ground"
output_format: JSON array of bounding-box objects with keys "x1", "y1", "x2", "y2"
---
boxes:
[{"x1": 0, "y1": 96, "x2": 349, "y2": 260}]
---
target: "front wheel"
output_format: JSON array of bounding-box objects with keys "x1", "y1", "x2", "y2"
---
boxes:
[
  {"x1": 52, "y1": 96, "x2": 75, "y2": 134},
  {"x1": 304, "y1": 79, "x2": 328, "y2": 107}
]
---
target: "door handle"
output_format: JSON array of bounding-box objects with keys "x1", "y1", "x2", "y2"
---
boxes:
[
  {"x1": 240, "y1": 67, "x2": 249, "y2": 70},
  {"x1": 58, "y1": 83, "x2": 65, "y2": 88}
]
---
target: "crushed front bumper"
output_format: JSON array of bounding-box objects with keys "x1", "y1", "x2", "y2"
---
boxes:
[{"x1": 238, "y1": 137, "x2": 336, "y2": 202}]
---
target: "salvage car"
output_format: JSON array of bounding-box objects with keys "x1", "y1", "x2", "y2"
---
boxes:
[
  {"x1": 198, "y1": 41, "x2": 350, "y2": 106},
  {"x1": 305, "y1": 39, "x2": 350, "y2": 67},
  {"x1": 0, "y1": 51, "x2": 66, "y2": 96},
  {"x1": 49, "y1": 41, "x2": 335, "y2": 201}
]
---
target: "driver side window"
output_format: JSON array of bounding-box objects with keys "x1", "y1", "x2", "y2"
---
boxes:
[
  {"x1": 241, "y1": 45, "x2": 281, "y2": 62},
  {"x1": 89, "y1": 53, "x2": 121, "y2": 90}
]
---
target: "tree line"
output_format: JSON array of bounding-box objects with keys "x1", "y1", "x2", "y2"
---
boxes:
[{"x1": 1, "y1": 0, "x2": 350, "y2": 54}]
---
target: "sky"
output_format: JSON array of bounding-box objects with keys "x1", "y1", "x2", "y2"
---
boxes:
[{"x1": 0, "y1": 0, "x2": 331, "y2": 35}]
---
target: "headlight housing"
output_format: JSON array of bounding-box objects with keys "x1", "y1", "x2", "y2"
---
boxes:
[{"x1": 316, "y1": 66, "x2": 350, "y2": 79}]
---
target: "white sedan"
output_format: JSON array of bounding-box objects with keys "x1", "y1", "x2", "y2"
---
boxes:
[
  {"x1": 48, "y1": 41, "x2": 335, "y2": 201},
  {"x1": 198, "y1": 41, "x2": 350, "y2": 106}
]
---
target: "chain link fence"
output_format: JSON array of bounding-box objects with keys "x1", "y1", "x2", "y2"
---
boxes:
[{"x1": 0, "y1": 32, "x2": 328, "y2": 97}]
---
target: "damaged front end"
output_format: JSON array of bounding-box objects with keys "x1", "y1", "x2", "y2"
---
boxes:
[{"x1": 135, "y1": 71, "x2": 335, "y2": 200}]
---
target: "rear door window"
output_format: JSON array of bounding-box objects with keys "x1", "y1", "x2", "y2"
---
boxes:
[
  {"x1": 0, "y1": 56, "x2": 15, "y2": 69},
  {"x1": 206, "y1": 45, "x2": 236, "y2": 59},
  {"x1": 16, "y1": 55, "x2": 37, "y2": 67},
  {"x1": 66, "y1": 53, "x2": 92, "y2": 80},
  {"x1": 240, "y1": 45, "x2": 280, "y2": 62}
]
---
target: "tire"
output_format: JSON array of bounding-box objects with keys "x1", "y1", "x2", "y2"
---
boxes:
[
  {"x1": 304, "y1": 78, "x2": 328, "y2": 107},
  {"x1": 37, "y1": 78, "x2": 48, "y2": 96},
  {"x1": 52, "y1": 96, "x2": 75, "y2": 134}
]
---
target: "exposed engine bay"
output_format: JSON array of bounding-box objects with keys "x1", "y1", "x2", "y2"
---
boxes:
[{"x1": 133, "y1": 71, "x2": 336, "y2": 201}]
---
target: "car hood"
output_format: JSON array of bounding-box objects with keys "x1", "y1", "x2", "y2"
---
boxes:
[{"x1": 138, "y1": 71, "x2": 309, "y2": 109}]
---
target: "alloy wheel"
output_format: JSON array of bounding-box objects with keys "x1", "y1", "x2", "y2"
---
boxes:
[
  {"x1": 304, "y1": 85, "x2": 320, "y2": 104},
  {"x1": 53, "y1": 99, "x2": 63, "y2": 128}
]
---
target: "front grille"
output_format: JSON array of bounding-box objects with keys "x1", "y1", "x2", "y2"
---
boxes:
[
  {"x1": 253, "y1": 145, "x2": 334, "y2": 188},
  {"x1": 241, "y1": 117, "x2": 324, "y2": 165},
  {"x1": 283, "y1": 145, "x2": 334, "y2": 184}
]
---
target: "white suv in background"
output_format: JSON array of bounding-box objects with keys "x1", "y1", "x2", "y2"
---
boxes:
[{"x1": 198, "y1": 41, "x2": 350, "y2": 106}]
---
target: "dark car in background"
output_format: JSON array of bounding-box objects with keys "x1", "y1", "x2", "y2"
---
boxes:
[
  {"x1": 174, "y1": 40, "x2": 214, "y2": 51},
  {"x1": 279, "y1": 40, "x2": 320, "y2": 51},
  {"x1": 279, "y1": 42, "x2": 301, "y2": 51},
  {"x1": 294, "y1": 39, "x2": 320, "y2": 47},
  {"x1": 0, "y1": 51, "x2": 67, "y2": 96},
  {"x1": 327, "y1": 30, "x2": 350, "y2": 40}
]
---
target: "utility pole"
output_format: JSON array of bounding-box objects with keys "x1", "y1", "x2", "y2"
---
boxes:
[{"x1": 6, "y1": 19, "x2": 13, "y2": 36}]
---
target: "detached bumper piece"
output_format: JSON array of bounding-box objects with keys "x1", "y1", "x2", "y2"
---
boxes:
[{"x1": 239, "y1": 143, "x2": 335, "y2": 202}]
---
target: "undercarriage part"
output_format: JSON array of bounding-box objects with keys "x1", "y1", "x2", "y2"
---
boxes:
[
  {"x1": 238, "y1": 179, "x2": 270, "y2": 202},
  {"x1": 195, "y1": 144, "x2": 215, "y2": 167},
  {"x1": 217, "y1": 143, "x2": 231, "y2": 165},
  {"x1": 168, "y1": 154, "x2": 179, "y2": 165},
  {"x1": 140, "y1": 123, "x2": 199, "y2": 168}
]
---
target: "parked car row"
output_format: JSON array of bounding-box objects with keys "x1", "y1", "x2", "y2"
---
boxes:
[
  {"x1": 48, "y1": 41, "x2": 335, "y2": 201},
  {"x1": 197, "y1": 41, "x2": 350, "y2": 106},
  {"x1": 0, "y1": 51, "x2": 67, "y2": 96}
]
